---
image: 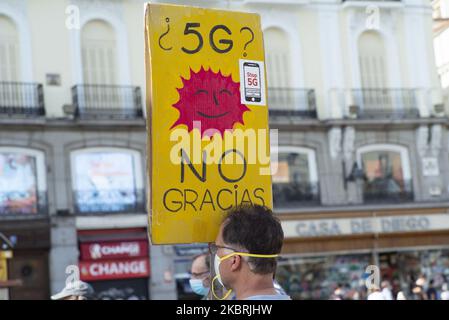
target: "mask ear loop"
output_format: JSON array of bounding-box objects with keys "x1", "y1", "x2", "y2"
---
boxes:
[
  {"x1": 211, "y1": 275, "x2": 233, "y2": 300},
  {"x1": 210, "y1": 252, "x2": 279, "y2": 300}
]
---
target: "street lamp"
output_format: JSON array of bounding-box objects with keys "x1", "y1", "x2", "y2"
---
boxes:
[
  {"x1": 343, "y1": 161, "x2": 366, "y2": 190},
  {"x1": 0, "y1": 233, "x2": 13, "y2": 251}
]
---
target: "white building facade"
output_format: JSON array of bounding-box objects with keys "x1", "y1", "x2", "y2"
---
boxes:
[{"x1": 1, "y1": 0, "x2": 448, "y2": 300}]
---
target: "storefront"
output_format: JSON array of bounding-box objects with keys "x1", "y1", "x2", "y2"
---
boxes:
[
  {"x1": 277, "y1": 207, "x2": 449, "y2": 300},
  {"x1": 173, "y1": 244, "x2": 208, "y2": 300},
  {"x1": 0, "y1": 219, "x2": 51, "y2": 300},
  {"x1": 77, "y1": 228, "x2": 150, "y2": 300}
]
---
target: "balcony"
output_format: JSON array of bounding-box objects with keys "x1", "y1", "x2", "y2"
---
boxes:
[
  {"x1": 268, "y1": 88, "x2": 317, "y2": 121},
  {"x1": 273, "y1": 182, "x2": 320, "y2": 209},
  {"x1": 72, "y1": 85, "x2": 143, "y2": 120},
  {"x1": 349, "y1": 88, "x2": 420, "y2": 119},
  {"x1": 363, "y1": 179, "x2": 413, "y2": 203},
  {"x1": 342, "y1": 0, "x2": 401, "y2": 1},
  {"x1": 73, "y1": 189, "x2": 146, "y2": 214},
  {"x1": 342, "y1": 0, "x2": 402, "y2": 4},
  {"x1": 0, "y1": 82, "x2": 45, "y2": 119},
  {"x1": 0, "y1": 191, "x2": 48, "y2": 216}
]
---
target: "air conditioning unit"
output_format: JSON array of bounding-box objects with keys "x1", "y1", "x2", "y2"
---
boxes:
[
  {"x1": 348, "y1": 105, "x2": 359, "y2": 119},
  {"x1": 429, "y1": 186, "x2": 442, "y2": 197},
  {"x1": 63, "y1": 104, "x2": 76, "y2": 119},
  {"x1": 433, "y1": 103, "x2": 445, "y2": 117}
]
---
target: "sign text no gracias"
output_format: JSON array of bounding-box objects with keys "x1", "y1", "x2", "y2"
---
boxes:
[{"x1": 145, "y1": 3, "x2": 272, "y2": 244}]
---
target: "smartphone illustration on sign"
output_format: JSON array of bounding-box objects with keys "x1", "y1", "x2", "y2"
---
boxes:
[{"x1": 243, "y1": 62, "x2": 261, "y2": 103}]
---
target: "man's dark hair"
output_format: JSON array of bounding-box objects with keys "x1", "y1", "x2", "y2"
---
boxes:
[{"x1": 222, "y1": 205, "x2": 284, "y2": 274}]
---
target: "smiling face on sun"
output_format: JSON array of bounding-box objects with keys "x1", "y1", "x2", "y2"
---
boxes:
[{"x1": 170, "y1": 67, "x2": 250, "y2": 137}]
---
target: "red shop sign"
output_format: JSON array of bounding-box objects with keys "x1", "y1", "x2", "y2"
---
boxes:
[
  {"x1": 79, "y1": 258, "x2": 150, "y2": 281},
  {"x1": 80, "y1": 240, "x2": 149, "y2": 261}
]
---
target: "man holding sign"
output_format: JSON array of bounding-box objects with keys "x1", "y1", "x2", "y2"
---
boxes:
[
  {"x1": 145, "y1": 3, "x2": 273, "y2": 245},
  {"x1": 210, "y1": 205, "x2": 290, "y2": 300}
]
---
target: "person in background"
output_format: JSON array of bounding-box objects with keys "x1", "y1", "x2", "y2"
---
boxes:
[
  {"x1": 440, "y1": 283, "x2": 449, "y2": 300},
  {"x1": 381, "y1": 280, "x2": 393, "y2": 300},
  {"x1": 51, "y1": 280, "x2": 93, "y2": 300},
  {"x1": 273, "y1": 279, "x2": 288, "y2": 296},
  {"x1": 413, "y1": 276, "x2": 428, "y2": 300},
  {"x1": 367, "y1": 285, "x2": 385, "y2": 300},
  {"x1": 331, "y1": 284, "x2": 344, "y2": 300},
  {"x1": 396, "y1": 291, "x2": 407, "y2": 300},
  {"x1": 426, "y1": 279, "x2": 437, "y2": 300},
  {"x1": 210, "y1": 205, "x2": 290, "y2": 300},
  {"x1": 189, "y1": 253, "x2": 211, "y2": 299},
  {"x1": 412, "y1": 285, "x2": 427, "y2": 300}
]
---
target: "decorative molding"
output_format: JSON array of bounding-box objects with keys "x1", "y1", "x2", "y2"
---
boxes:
[
  {"x1": 319, "y1": 8, "x2": 345, "y2": 118},
  {"x1": 416, "y1": 125, "x2": 429, "y2": 158},
  {"x1": 71, "y1": 0, "x2": 124, "y2": 22},
  {"x1": 430, "y1": 124, "x2": 442, "y2": 157},
  {"x1": 328, "y1": 127, "x2": 342, "y2": 159},
  {"x1": 343, "y1": 126, "x2": 355, "y2": 162},
  {"x1": 403, "y1": 7, "x2": 432, "y2": 88}
]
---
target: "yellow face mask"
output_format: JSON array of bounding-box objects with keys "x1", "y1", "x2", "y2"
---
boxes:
[{"x1": 211, "y1": 251, "x2": 279, "y2": 300}]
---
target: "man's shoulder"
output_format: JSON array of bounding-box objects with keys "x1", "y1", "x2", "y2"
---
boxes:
[{"x1": 244, "y1": 294, "x2": 291, "y2": 301}]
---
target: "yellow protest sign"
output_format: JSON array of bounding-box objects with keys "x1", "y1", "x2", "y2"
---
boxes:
[
  {"x1": 145, "y1": 3, "x2": 272, "y2": 244},
  {"x1": 0, "y1": 251, "x2": 12, "y2": 259},
  {"x1": 0, "y1": 258, "x2": 8, "y2": 281}
]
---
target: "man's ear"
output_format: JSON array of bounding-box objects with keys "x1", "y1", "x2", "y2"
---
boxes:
[{"x1": 230, "y1": 255, "x2": 242, "y2": 272}]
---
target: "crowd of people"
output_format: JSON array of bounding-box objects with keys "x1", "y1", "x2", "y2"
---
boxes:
[{"x1": 327, "y1": 277, "x2": 449, "y2": 300}]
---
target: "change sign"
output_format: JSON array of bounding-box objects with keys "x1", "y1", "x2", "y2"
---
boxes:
[{"x1": 145, "y1": 3, "x2": 272, "y2": 244}]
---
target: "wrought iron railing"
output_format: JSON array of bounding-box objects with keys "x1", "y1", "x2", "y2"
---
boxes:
[
  {"x1": 343, "y1": 0, "x2": 401, "y2": 2},
  {"x1": 273, "y1": 182, "x2": 320, "y2": 208},
  {"x1": 363, "y1": 178, "x2": 414, "y2": 203},
  {"x1": 351, "y1": 88, "x2": 419, "y2": 119},
  {"x1": 268, "y1": 88, "x2": 317, "y2": 118},
  {"x1": 0, "y1": 191, "x2": 48, "y2": 216},
  {"x1": 73, "y1": 189, "x2": 146, "y2": 214},
  {"x1": 72, "y1": 84, "x2": 143, "y2": 120},
  {"x1": 0, "y1": 82, "x2": 45, "y2": 118}
]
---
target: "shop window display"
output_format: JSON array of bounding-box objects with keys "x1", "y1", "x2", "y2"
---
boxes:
[
  {"x1": 379, "y1": 249, "x2": 449, "y2": 299},
  {"x1": 0, "y1": 151, "x2": 46, "y2": 215},
  {"x1": 271, "y1": 151, "x2": 319, "y2": 208},
  {"x1": 276, "y1": 254, "x2": 372, "y2": 300},
  {"x1": 361, "y1": 150, "x2": 413, "y2": 202},
  {"x1": 72, "y1": 151, "x2": 142, "y2": 213}
]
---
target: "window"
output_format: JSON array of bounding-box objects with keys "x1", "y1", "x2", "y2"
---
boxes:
[
  {"x1": 358, "y1": 31, "x2": 387, "y2": 89},
  {"x1": 0, "y1": 148, "x2": 46, "y2": 215},
  {"x1": 71, "y1": 148, "x2": 144, "y2": 213},
  {"x1": 81, "y1": 20, "x2": 117, "y2": 85},
  {"x1": 264, "y1": 28, "x2": 296, "y2": 112},
  {"x1": 264, "y1": 27, "x2": 291, "y2": 89},
  {"x1": 0, "y1": 15, "x2": 19, "y2": 82},
  {"x1": 271, "y1": 146, "x2": 319, "y2": 208},
  {"x1": 357, "y1": 144, "x2": 413, "y2": 203}
]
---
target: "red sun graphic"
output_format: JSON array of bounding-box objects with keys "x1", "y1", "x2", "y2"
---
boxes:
[{"x1": 170, "y1": 67, "x2": 250, "y2": 137}]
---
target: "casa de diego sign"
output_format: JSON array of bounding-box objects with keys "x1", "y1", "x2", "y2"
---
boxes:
[{"x1": 281, "y1": 213, "x2": 449, "y2": 238}]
